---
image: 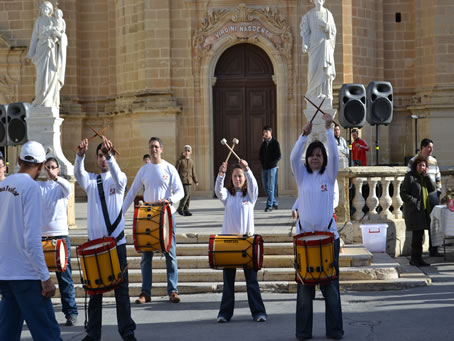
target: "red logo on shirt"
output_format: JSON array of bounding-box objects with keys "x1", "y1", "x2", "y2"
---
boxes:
[
  {"x1": 162, "y1": 175, "x2": 169, "y2": 180},
  {"x1": 110, "y1": 187, "x2": 116, "y2": 195},
  {"x1": 321, "y1": 184, "x2": 327, "y2": 192},
  {"x1": 242, "y1": 201, "x2": 249, "y2": 205}
]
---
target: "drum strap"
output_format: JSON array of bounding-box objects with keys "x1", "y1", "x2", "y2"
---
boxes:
[
  {"x1": 96, "y1": 174, "x2": 124, "y2": 242},
  {"x1": 298, "y1": 218, "x2": 333, "y2": 232}
]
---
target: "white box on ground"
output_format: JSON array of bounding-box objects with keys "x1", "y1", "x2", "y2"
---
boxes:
[{"x1": 360, "y1": 224, "x2": 388, "y2": 253}]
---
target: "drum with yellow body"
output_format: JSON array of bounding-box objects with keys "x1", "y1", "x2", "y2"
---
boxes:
[
  {"x1": 76, "y1": 237, "x2": 123, "y2": 295},
  {"x1": 42, "y1": 237, "x2": 68, "y2": 272},
  {"x1": 208, "y1": 234, "x2": 264, "y2": 271},
  {"x1": 293, "y1": 231, "x2": 336, "y2": 285},
  {"x1": 133, "y1": 203, "x2": 173, "y2": 253}
]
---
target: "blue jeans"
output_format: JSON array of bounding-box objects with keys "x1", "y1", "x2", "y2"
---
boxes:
[
  {"x1": 86, "y1": 243, "x2": 136, "y2": 340},
  {"x1": 261, "y1": 167, "x2": 278, "y2": 208},
  {"x1": 54, "y1": 235, "x2": 78, "y2": 318},
  {"x1": 0, "y1": 280, "x2": 61, "y2": 341},
  {"x1": 141, "y1": 215, "x2": 178, "y2": 296},
  {"x1": 296, "y1": 238, "x2": 343, "y2": 339},
  {"x1": 218, "y1": 268, "x2": 267, "y2": 321}
]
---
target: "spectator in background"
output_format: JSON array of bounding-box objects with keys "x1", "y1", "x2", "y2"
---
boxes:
[
  {"x1": 175, "y1": 145, "x2": 198, "y2": 216},
  {"x1": 334, "y1": 124, "x2": 348, "y2": 159},
  {"x1": 0, "y1": 153, "x2": 6, "y2": 182},
  {"x1": 407, "y1": 138, "x2": 443, "y2": 257},
  {"x1": 143, "y1": 154, "x2": 151, "y2": 163},
  {"x1": 259, "y1": 125, "x2": 281, "y2": 212},
  {"x1": 351, "y1": 129, "x2": 369, "y2": 166}
]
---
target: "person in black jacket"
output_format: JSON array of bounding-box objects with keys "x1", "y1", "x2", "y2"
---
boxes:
[
  {"x1": 401, "y1": 155, "x2": 435, "y2": 267},
  {"x1": 259, "y1": 125, "x2": 281, "y2": 212}
]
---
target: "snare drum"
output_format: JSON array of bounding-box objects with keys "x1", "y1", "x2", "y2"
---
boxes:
[
  {"x1": 208, "y1": 234, "x2": 264, "y2": 271},
  {"x1": 42, "y1": 237, "x2": 68, "y2": 272},
  {"x1": 133, "y1": 203, "x2": 173, "y2": 253},
  {"x1": 77, "y1": 237, "x2": 123, "y2": 295},
  {"x1": 293, "y1": 231, "x2": 336, "y2": 285}
]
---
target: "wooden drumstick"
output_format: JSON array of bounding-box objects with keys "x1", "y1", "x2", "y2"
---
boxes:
[
  {"x1": 73, "y1": 126, "x2": 109, "y2": 152},
  {"x1": 88, "y1": 125, "x2": 120, "y2": 156},
  {"x1": 225, "y1": 138, "x2": 239, "y2": 163},
  {"x1": 220, "y1": 138, "x2": 241, "y2": 161}
]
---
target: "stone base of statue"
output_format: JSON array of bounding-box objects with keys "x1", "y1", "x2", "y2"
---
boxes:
[
  {"x1": 303, "y1": 106, "x2": 337, "y2": 145},
  {"x1": 26, "y1": 106, "x2": 76, "y2": 228}
]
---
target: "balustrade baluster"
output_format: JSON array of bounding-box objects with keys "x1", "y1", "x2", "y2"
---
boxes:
[
  {"x1": 366, "y1": 177, "x2": 380, "y2": 220},
  {"x1": 380, "y1": 177, "x2": 394, "y2": 219},
  {"x1": 352, "y1": 177, "x2": 366, "y2": 221},
  {"x1": 392, "y1": 176, "x2": 404, "y2": 219}
]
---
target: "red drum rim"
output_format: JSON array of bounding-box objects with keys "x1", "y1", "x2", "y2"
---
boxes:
[
  {"x1": 294, "y1": 231, "x2": 334, "y2": 246},
  {"x1": 160, "y1": 203, "x2": 173, "y2": 253},
  {"x1": 77, "y1": 237, "x2": 116, "y2": 256},
  {"x1": 253, "y1": 234, "x2": 264, "y2": 271},
  {"x1": 56, "y1": 238, "x2": 68, "y2": 272}
]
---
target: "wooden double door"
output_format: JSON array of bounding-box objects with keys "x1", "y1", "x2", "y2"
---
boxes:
[{"x1": 213, "y1": 44, "x2": 276, "y2": 196}]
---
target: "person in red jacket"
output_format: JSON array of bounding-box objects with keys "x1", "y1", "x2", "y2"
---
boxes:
[{"x1": 351, "y1": 129, "x2": 369, "y2": 166}]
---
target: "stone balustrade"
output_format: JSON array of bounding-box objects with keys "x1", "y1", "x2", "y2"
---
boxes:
[{"x1": 337, "y1": 166, "x2": 407, "y2": 223}]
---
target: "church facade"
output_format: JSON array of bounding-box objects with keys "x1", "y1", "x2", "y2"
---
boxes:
[{"x1": 0, "y1": 0, "x2": 453, "y2": 196}]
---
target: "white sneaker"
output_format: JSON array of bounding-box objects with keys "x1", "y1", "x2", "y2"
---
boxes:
[
  {"x1": 217, "y1": 316, "x2": 227, "y2": 323},
  {"x1": 255, "y1": 314, "x2": 267, "y2": 322}
]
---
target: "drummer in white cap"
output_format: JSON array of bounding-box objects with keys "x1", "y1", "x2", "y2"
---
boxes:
[{"x1": 0, "y1": 141, "x2": 61, "y2": 340}]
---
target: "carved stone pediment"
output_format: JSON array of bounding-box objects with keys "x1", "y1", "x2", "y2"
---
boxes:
[
  {"x1": 193, "y1": 4, "x2": 293, "y2": 58},
  {"x1": 192, "y1": 3, "x2": 294, "y2": 98}
]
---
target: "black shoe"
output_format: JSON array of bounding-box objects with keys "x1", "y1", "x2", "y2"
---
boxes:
[
  {"x1": 264, "y1": 207, "x2": 272, "y2": 212},
  {"x1": 419, "y1": 259, "x2": 430, "y2": 266},
  {"x1": 177, "y1": 209, "x2": 184, "y2": 216},
  {"x1": 81, "y1": 336, "x2": 97, "y2": 341},
  {"x1": 184, "y1": 211, "x2": 193, "y2": 216},
  {"x1": 429, "y1": 251, "x2": 443, "y2": 257},
  {"x1": 272, "y1": 204, "x2": 279, "y2": 210},
  {"x1": 124, "y1": 335, "x2": 137, "y2": 341},
  {"x1": 327, "y1": 335, "x2": 343, "y2": 340},
  {"x1": 65, "y1": 315, "x2": 77, "y2": 326}
]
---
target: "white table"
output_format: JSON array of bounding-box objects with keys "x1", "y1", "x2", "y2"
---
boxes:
[{"x1": 430, "y1": 205, "x2": 454, "y2": 258}]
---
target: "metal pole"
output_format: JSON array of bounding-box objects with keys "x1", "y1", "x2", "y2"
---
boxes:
[
  {"x1": 347, "y1": 127, "x2": 352, "y2": 166},
  {"x1": 414, "y1": 118, "x2": 418, "y2": 155},
  {"x1": 375, "y1": 125, "x2": 379, "y2": 166}
]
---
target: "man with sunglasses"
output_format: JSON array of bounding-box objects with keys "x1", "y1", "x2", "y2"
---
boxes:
[{"x1": 123, "y1": 137, "x2": 184, "y2": 305}]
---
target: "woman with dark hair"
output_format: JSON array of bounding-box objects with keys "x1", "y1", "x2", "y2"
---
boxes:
[
  {"x1": 214, "y1": 160, "x2": 267, "y2": 323},
  {"x1": 290, "y1": 113, "x2": 343, "y2": 340},
  {"x1": 401, "y1": 155, "x2": 435, "y2": 267}
]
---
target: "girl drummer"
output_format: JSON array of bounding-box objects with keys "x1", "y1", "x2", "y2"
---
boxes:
[
  {"x1": 214, "y1": 159, "x2": 267, "y2": 323},
  {"x1": 290, "y1": 113, "x2": 344, "y2": 340}
]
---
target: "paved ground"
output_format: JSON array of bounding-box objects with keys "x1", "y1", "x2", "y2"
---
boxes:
[
  {"x1": 18, "y1": 196, "x2": 454, "y2": 340},
  {"x1": 21, "y1": 261, "x2": 454, "y2": 341}
]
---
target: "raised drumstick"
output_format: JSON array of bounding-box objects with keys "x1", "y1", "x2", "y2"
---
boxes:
[
  {"x1": 88, "y1": 126, "x2": 120, "y2": 156},
  {"x1": 220, "y1": 138, "x2": 241, "y2": 161},
  {"x1": 73, "y1": 126, "x2": 109, "y2": 152},
  {"x1": 225, "y1": 138, "x2": 239, "y2": 163}
]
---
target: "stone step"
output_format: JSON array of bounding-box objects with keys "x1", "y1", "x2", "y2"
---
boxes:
[
  {"x1": 69, "y1": 254, "x2": 295, "y2": 270},
  {"x1": 56, "y1": 264, "x2": 400, "y2": 285},
  {"x1": 68, "y1": 232, "x2": 295, "y2": 246},
  {"x1": 70, "y1": 243, "x2": 373, "y2": 266},
  {"x1": 53, "y1": 275, "x2": 430, "y2": 299}
]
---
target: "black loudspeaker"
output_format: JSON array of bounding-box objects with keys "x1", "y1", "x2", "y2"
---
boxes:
[
  {"x1": 0, "y1": 104, "x2": 7, "y2": 146},
  {"x1": 338, "y1": 84, "x2": 366, "y2": 128},
  {"x1": 7, "y1": 102, "x2": 30, "y2": 145},
  {"x1": 366, "y1": 81, "x2": 393, "y2": 125}
]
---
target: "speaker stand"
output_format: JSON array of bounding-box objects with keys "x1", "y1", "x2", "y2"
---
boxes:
[{"x1": 375, "y1": 125, "x2": 380, "y2": 166}]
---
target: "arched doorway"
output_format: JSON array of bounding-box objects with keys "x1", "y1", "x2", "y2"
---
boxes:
[{"x1": 213, "y1": 43, "x2": 276, "y2": 196}]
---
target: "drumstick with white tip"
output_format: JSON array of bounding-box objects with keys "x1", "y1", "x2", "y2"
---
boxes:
[
  {"x1": 225, "y1": 138, "x2": 239, "y2": 163},
  {"x1": 221, "y1": 138, "x2": 241, "y2": 161}
]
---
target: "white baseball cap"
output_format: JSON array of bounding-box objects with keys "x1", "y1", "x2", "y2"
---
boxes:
[{"x1": 20, "y1": 141, "x2": 46, "y2": 164}]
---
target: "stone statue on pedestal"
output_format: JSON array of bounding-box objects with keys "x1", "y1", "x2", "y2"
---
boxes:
[
  {"x1": 300, "y1": 0, "x2": 336, "y2": 108},
  {"x1": 26, "y1": 1, "x2": 67, "y2": 109}
]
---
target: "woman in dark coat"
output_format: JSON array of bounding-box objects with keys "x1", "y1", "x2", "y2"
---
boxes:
[{"x1": 401, "y1": 155, "x2": 435, "y2": 267}]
